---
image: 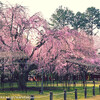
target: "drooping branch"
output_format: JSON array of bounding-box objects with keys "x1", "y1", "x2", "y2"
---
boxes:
[
  {"x1": 29, "y1": 38, "x2": 45, "y2": 59},
  {"x1": 0, "y1": 36, "x2": 11, "y2": 48}
]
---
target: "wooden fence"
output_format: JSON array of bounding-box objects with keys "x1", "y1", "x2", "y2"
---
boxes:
[{"x1": 5, "y1": 85, "x2": 100, "y2": 100}]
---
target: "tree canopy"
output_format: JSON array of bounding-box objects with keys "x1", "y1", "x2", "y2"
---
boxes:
[
  {"x1": 50, "y1": 6, "x2": 74, "y2": 30},
  {"x1": 50, "y1": 6, "x2": 100, "y2": 35},
  {"x1": 0, "y1": 3, "x2": 100, "y2": 78}
]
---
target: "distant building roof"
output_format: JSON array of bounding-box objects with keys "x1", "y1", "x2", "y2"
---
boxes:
[
  {"x1": 0, "y1": 51, "x2": 28, "y2": 66},
  {"x1": 65, "y1": 58, "x2": 100, "y2": 68}
]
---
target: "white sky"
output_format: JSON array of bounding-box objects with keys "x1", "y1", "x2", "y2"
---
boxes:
[{"x1": 1, "y1": 0, "x2": 100, "y2": 20}]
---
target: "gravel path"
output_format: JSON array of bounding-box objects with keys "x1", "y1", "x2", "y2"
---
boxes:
[{"x1": 80, "y1": 95, "x2": 100, "y2": 100}]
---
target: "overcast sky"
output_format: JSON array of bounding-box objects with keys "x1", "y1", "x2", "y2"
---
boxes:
[{"x1": 1, "y1": 0, "x2": 100, "y2": 20}]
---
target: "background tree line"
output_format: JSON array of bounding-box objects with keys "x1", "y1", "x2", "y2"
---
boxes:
[
  {"x1": 50, "y1": 6, "x2": 100, "y2": 35},
  {"x1": 0, "y1": 1, "x2": 100, "y2": 90}
]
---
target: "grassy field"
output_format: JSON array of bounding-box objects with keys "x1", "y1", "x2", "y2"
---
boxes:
[{"x1": 0, "y1": 81, "x2": 99, "y2": 100}]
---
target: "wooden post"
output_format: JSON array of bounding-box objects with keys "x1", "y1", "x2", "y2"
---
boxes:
[
  {"x1": 93, "y1": 80, "x2": 95, "y2": 87},
  {"x1": 47, "y1": 75, "x2": 49, "y2": 86},
  {"x1": 30, "y1": 95, "x2": 34, "y2": 100},
  {"x1": 84, "y1": 87, "x2": 87, "y2": 98},
  {"x1": 93, "y1": 86, "x2": 95, "y2": 96},
  {"x1": 64, "y1": 90, "x2": 66, "y2": 100},
  {"x1": 41, "y1": 68, "x2": 44, "y2": 94},
  {"x1": 75, "y1": 89, "x2": 77, "y2": 100},
  {"x1": 99, "y1": 85, "x2": 100, "y2": 94},
  {"x1": 63, "y1": 81, "x2": 64, "y2": 89},
  {"x1": 7, "y1": 98, "x2": 11, "y2": 100},
  {"x1": 53, "y1": 80, "x2": 54, "y2": 87},
  {"x1": 73, "y1": 81, "x2": 76, "y2": 89},
  {"x1": 57, "y1": 80, "x2": 58, "y2": 86},
  {"x1": 50, "y1": 92, "x2": 53, "y2": 100}
]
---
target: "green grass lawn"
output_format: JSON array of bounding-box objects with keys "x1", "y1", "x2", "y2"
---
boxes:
[{"x1": 0, "y1": 81, "x2": 99, "y2": 100}]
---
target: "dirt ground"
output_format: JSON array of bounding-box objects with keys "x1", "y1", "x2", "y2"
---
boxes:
[{"x1": 80, "y1": 95, "x2": 100, "y2": 100}]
